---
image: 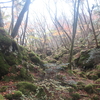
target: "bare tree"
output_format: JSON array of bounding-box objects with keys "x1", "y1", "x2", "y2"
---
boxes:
[
  {"x1": 68, "y1": 0, "x2": 81, "y2": 69},
  {"x1": 11, "y1": 0, "x2": 31, "y2": 38},
  {"x1": 86, "y1": 0, "x2": 98, "y2": 47},
  {"x1": 0, "y1": 7, "x2": 4, "y2": 27}
]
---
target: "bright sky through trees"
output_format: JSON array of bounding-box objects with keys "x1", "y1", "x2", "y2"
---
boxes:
[{"x1": 0, "y1": 0, "x2": 95, "y2": 25}]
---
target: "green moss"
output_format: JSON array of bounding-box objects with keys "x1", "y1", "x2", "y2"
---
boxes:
[
  {"x1": 4, "y1": 53, "x2": 18, "y2": 66},
  {"x1": 96, "y1": 64, "x2": 100, "y2": 70},
  {"x1": 77, "y1": 82, "x2": 85, "y2": 90},
  {"x1": 96, "y1": 71, "x2": 100, "y2": 78},
  {"x1": 96, "y1": 88, "x2": 100, "y2": 94},
  {"x1": 78, "y1": 50, "x2": 90, "y2": 65},
  {"x1": 92, "y1": 95, "x2": 99, "y2": 100},
  {"x1": 54, "y1": 50, "x2": 65, "y2": 60},
  {"x1": 68, "y1": 88, "x2": 75, "y2": 93},
  {"x1": 74, "y1": 50, "x2": 96, "y2": 69},
  {"x1": 0, "y1": 29, "x2": 12, "y2": 51},
  {"x1": 19, "y1": 68, "x2": 26, "y2": 78},
  {"x1": 36, "y1": 87, "x2": 46, "y2": 98},
  {"x1": 17, "y1": 68, "x2": 33, "y2": 81},
  {"x1": 95, "y1": 78, "x2": 100, "y2": 84},
  {"x1": 71, "y1": 93, "x2": 81, "y2": 100},
  {"x1": 16, "y1": 81, "x2": 37, "y2": 95},
  {"x1": 48, "y1": 59, "x2": 57, "y2": 63},
  {"x1": 28, "y1": 52, "x2": 44, "y2": 66},
  {"x1": 55, "y1": 74, "x2": 65, "y2": 80},
  {"x1": 0, "y1": 86, "x2": 8, "y2": 92},
  {"x1": 84, "y1": 84, "x2": 94, "y2": 94},
  {"x1": 0, "y1": 94, "x2": 4, "y2": 100},
  {"x1": 0, "y1": 52, "x2": 10, "y2": 79},
  {"x1": 87, "y1": 74, "x2": 99, "y2": 80},
  {"x1": 71, "y1": 84, "x2": 78, "y2": 90},
  {"x1": 67, "y1": 70, "x2": 73, "y2": 76},
  {"x1": 5, "y1": 90, "x2": 23, "y2": 100},
  {"x1": 79, "y1": 72, "x2": 86, "y2": 78}
]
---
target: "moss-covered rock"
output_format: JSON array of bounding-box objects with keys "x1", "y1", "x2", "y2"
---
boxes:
[
  {"x1": 92, "y1": 95, "x2": 99, "y2": 100},
  {"x1": 28, "y1": 52, "x2": 44, "y2": 66},
  {"x1": 36, "y1": 87, "x2": 46, "y2": 98},
  {"x1": 86, "y1": 72, "x2": 99, "y2": 80},
  {"x1": 16, "y1": 81, "x2": 37, "y2": 95},
  {"x1": 0, "y1": 51, "x2": 10, "y2": 79},
  {"x1": 0, "y1": 28, "x2": 45, "y2": 80},
  {"x1": 95, "y1": 78, "x2": 100, "y2": 84},
  {"x1": 71, "y1": 93, "x2": 81, "y2": 100},
  {"x1": 74, "y1": 48, "x2": 100, "y2": 70},
  {"x1": 77, "y1": 81, "x2": 85, "y2": 90},
  {"x1": 96, "y1": 64, "x2": 100, "y2": 70},
  {"x1": 0, "y1": 86, "x2": 8, "y2": 92},
  {"x1": 5, "y1": 90, "x2": 23, "y2": 100},
  {"x1": 84, "y1": 84, "x2": 94, "y2": 94},
  {"x1": 0, "y1": 29, "x2": 12, "y2": 52}
]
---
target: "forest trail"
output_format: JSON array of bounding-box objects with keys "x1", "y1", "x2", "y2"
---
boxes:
[
  {"x1": 0, "y1": 63, "x2": 98, "y2": 100},
  {"x1": 44, "y1": 63, "x2": 93, "y2": 83}
]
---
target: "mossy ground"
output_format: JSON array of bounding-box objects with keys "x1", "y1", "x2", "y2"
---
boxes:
[{"x1": 0, "y1": 29, "x2": 100, "y2": 100}]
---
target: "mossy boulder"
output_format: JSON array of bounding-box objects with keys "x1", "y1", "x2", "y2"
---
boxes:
[
  {"x1": 0, "y1": 86, "x2": 8, "y2": 92},
  {"x1": 5, "y1": 90, "x2": 23, "y2": 100},
  {"x1": 92, "y1": 95, "x2": 99, "y2": 100},
  {"x1": 28, "y1": 52, "x2": 44, "y2": 66},
  {"x1": 74, "y1": 48, "x2": 100, "y2": 70},
  {"x1": 71, "y1": 93, "x2": 81, "y2": 100},
  {"x1": 0, "y1": 29, "x2": 12, "y2": 52},
  {"x1": 86, "y1": 71, "x2": 99, "y2": 80},
  {"x1": 95, "y1": 78, "x2": 100, "y2": 84},
  {"x1": 0, "y1": 29, "x2": 20, "y2": 79},
  {"x1": 77, "y1": 81, "x2": 85, "y2": 90},
  {"x1": 16, "y1": 81, "x2": 37, "y2": 95},
  {"x1": 0, "y1": 29, "x2": 45, "y2": 79},
  {"x1": 84, "y1": 84, "x2": 94, "y2": 94},
  {"x1": 36, "y1": 87, "x2": 46, "y2": 98},
  {"x1": 0, "y1": 51, "x2": 10, "y2": 79}
]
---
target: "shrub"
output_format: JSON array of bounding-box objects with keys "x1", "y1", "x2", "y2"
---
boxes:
[{"x1": 5, "y1": 91, "x2": 23, "y2": 100}]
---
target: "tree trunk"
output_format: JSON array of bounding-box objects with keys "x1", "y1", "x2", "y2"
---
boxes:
[
  {"x1": 68, "y1": 0, "x2": 80, "y2": 69},
  {"x1": 11, "y1": 0, "x2": 30, "y2": 38},
  {"x1": 86, "y1": 0, "x2": 98, "y2": 47},
  {"x1": 0, "y1": 7, "x2": 4, "y2": 27},
  {"x1": 22, "y1": 10, "x2": 29, "y2": 45}
]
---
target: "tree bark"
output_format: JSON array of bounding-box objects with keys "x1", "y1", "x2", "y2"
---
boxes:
[
  {"x1": 68, "y1": 0, "x2": 80, "y2": 69},
  {"x1": 11, "y1": 0, "x2": 30, "y2": 38},
  {"x1": 0, "y1": 7, "x2": 4, "y2": 27},
  {"x1": 86, "y1": 0, "x2": 98, "y2": 47}
]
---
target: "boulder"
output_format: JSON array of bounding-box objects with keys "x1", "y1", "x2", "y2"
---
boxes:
[{"x1": 74, "y1": 48, "x2": 100, "y2": 69}]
